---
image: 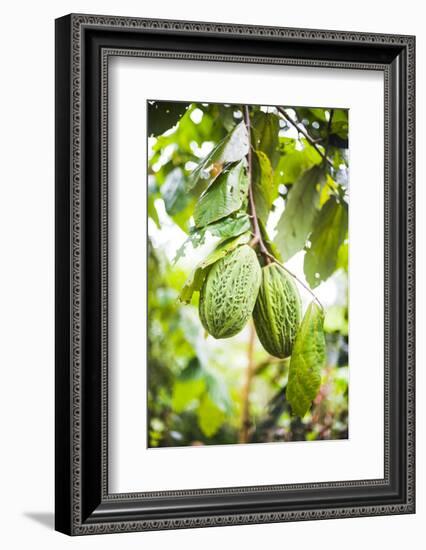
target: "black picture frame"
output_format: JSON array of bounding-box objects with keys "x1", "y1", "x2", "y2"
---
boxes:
[{"x1": 55, "y1": 13, "x2": 415, "y2": 536}]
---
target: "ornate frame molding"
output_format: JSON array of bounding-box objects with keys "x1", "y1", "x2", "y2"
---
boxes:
[{"x1": 55, "y1": 14, "x2": 415, "y2": 535}]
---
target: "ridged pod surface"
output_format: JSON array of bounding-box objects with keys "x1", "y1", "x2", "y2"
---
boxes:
[
  {"x1": 253, "y1": 263, "x2": 302, "y2": 358},
  {"x1": 199, "y1": 245, "x2": 261, "y2": 339}
]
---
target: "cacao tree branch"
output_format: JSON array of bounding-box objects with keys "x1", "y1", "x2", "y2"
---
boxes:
[
  {"x1": 276, "y1": 106, "x2": 333, "y2": 168},
  {"x1": 243, "y1": 105, "x2": 271, "y2": 264}
]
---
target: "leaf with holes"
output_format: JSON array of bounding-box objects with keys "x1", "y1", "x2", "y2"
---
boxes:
[
  {"x1": 188, "y1": 121, "x2": 249, "y2": 190},
  {"x1": 194, "y1": 160, "x2": 248, "y2": 228}
]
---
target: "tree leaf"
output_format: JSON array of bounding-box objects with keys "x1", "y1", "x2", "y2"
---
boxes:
[
  {"x1": 274, "y1": 165, "x2": 325, "y2": 261},
  {"x1": 286, "y1": 301, "x2": 326, "y2": 417},
  {"x1": 274, "y1": 141, "x2": 322, "y2": 189},
  {"x1": 206, "y1": 212, "x2": 251, "y2": 240},
  {"x1": 188, "y1": 121, "x2": 249, "y2": 190},
  {"x1": 252, "y1": 150, "x2": 275, "y2": 224},
  {"x1": 251, "y1": 111, "x2": 280, "y2": 167},
  {"x1": 336, "y1": 239, "x2": 349, "y2": 272},
  {"x1": 304, "y1": 197, "x2": 348, "y2": 288},
  {"x1": 172, "y1": 213, "x2": 251, "y2": 263},
  {"x1": 179, "y1": 232, "x2": 251, "y2": 303},
  {"x1": 197, "y1": 394, "x2": 225, "y2": 437},
  {"x1": 193, "y1": 160, "x2": 248, "y2": 228},
  {"x1": 147, "y1": 101, "x2": 190, "y2": 137},
  {"x1": 161, "y1": 167, "x2": 189, "y2": 216}
]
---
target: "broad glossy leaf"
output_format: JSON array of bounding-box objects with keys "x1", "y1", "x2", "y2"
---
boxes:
[
  {"x1": 286, "y1": 301, "x2": 326, "y2": 417},
  {"x1": 188, "y1": 121, "x2": 249, "y2": 190},
  {"x1": 304, "y1": 197, "x2": 348, "y2": 288},
  {"x1": 252, "y1": 150, "x2": 275, "y2": 224},
  {"x1": 194, "y1": 160, "x2": 248, "y2": 228},
  {"x1": 179, "y1": 232, "x2": 251, "y2": 303},
  {"x1": 251, "y1": 111, "x2": 280, "y2": 168},
  {"x1": 147, "y1": 101, "x2": 190, "y2": 137},
  {"x1": 274, "y1": 165, "x2": 325, "y2": 261}
]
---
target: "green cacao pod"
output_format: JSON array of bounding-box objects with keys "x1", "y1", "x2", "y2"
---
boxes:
[
  {"x1": 253, "y1": 263, "x2": 302, "y2": 358},
  {"x1": 199, "y1": 245, "x2": 261, "y2": 339}
]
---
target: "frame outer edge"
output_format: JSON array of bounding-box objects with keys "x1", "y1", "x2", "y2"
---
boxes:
[{"x1": 61, "y1": 13, "x2": 415, "y2": 535}]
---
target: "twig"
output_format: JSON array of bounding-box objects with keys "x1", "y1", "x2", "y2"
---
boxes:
[{"x1": 276, "y1": 106, "x2": 333, "y2": 168}]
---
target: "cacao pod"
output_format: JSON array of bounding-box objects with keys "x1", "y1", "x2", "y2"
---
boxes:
[
  {"x1": 199, "y1": 245, "x2": 261, "y2": 339},
  {"x1": 253, "y1": 263, "x2": 302, "y2": 358}
]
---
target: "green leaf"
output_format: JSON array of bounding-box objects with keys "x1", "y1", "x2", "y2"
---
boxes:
[
  {"x1": 188, "y1": 121, "x2": 249, "y2": 190},
  {"x1": 148, "y1": 101, "x2": 190, "y2": 137},
  {"x1": 336, "y1": 239, "x2": 349, "y2": 272},
  {"x1": 172, "y1": 213, "x2": 251, "y2": 263},
  {"x1": 274, "y1": 165, "x2": 325, "y2": 261},
  {"x1": 206, "y1": 212, "x2": 252, "y2": 239},
  {"x1": 161, "y1": 167, "x2": 189, "y2": 216},
  {"x1": 286, "y1": 301, "x2": 326, "y2": 417},
  {"x1": 304, "y1": 197, "x2": 348, "y2": 288},
  {"x1": 197, "y1": 394, "x2": 225, "y2": 437},
  {"x1": 252, "y1": 150, "x2": 275, "y2": 224},
  {"x1": 179, "y1": 232, "x2": 251, "y2": 303},
  {"x1": 274, "y1": 142, "x2": 321, "y2": 188},
  {"x1": 194, "y1": 160, "x2": 248, "y2": 228},
  {"x1": 251, "y1": 111, "x2": 280, "y2": 167}
]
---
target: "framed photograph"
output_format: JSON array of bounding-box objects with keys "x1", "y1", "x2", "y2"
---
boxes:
[{"x1": 55, "y1": 14, "x2": 415, "y2": 535}]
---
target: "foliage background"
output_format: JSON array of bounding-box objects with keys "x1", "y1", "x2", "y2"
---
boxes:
[{"x1": 147, "y1": 101, "x2": 349, "y2": 448}]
